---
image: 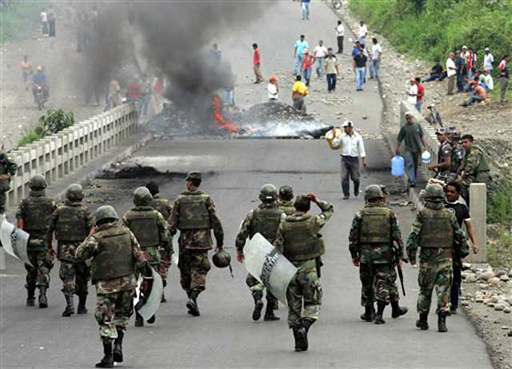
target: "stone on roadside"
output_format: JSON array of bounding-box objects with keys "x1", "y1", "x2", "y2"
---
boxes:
[
  {"x1": 500, "y1": 274, "x2": 510, "y2": 282},
  {"x1": 491, "y1": 296, "x2": 500, "y2": 303},
  {"x1": 479, "y1": 270, "x2": 495, "y2": 281},
  {"x1": 504, "y1": 307, "x2": 511, "y2": 314},
  {"x1": 495, "y1": 270, "x2": 507, "y2": 278},
  {"x1": 495, "y1": 304, "x2": 506, "y2": 311},
  {"x1": 488, "y1": 277, "x2": 501, "y2": 287}
]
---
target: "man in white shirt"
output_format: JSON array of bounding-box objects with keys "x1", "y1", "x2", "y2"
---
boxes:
[
  {"x1": 483, "y1": 48, "x2": 494, "y2": 71},
  {"x1": 407, "y1": 78, "x2": 417, "y2": 105},
  {"x1": 358, "y1": 21, "x2": 368, "y2": 47},
  {"x1": 446, "y1": 52, "x2": 457, "y2": 95},
  {"x1": 369, "y1": 38, "x2": 382, "y2": 80},
  {"x1": 481, "y1": 69, "x2": 494, "y2": 90},
  {"x1": 314, "y1": 40, "x2": 328, "y2": 78},
  {"x1": 336, "y1": 20, "x2": 344, "y2": 54},
  {"x1": 340, "y1": 121, "x2": 367, "y2": 200}
]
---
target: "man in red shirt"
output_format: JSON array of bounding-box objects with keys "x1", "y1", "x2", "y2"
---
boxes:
[
  {"x1": 415, "y1": 77, "x2": 425, "y2": 113},
  {"x1": 253, "y1": 43, "x2": 263, "y2": 84},
  {"x1": 301, "y1": 49, "x2": 316, "y2": 87}
]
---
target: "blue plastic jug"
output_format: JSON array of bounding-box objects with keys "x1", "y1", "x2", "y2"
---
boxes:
[{"x1": 391, "y1": 155, "x2": 405, "y2": 177}]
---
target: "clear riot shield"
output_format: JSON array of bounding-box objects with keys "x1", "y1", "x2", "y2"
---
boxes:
[
  {"x1": 172, "y1": 231, "x2": 180, "y2": 266},
  {"x1": 244, "y1": 233, "x2": 297, "y2": 306},
  {"x1": 0, "y1": 214, "x2": 31, "y2": 266},
  {"x1": 134, "y1": 266, "x2": 163, "y2": 320}
]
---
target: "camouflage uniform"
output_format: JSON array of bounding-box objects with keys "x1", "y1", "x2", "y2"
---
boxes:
[
  {"x1": 0, "y1": 152, "x2": 17, "y2": 214},
  {"x1": 460, "y1": 144, "x2": 490, "y2": 201},
  {"x1": 434, "y1": 139, "x2": 453, "y2": 182},
  {"x1": 150, "y1": 193, "x2": 173, "y2": 287},
  {"x1": 277, "y1": 199, "x2": 295, "y2": 216},
  {"x1": 449, "y1": 141, "x2": 465, "y2": 180}
]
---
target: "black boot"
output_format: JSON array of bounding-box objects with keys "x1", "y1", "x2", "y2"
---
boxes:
[
  {"x1": 135, "y1": 312, "x2": 144, "y2": 327},
  {"x1": 186, "y1": 290, "x2": 200, "y2": 316},
  {"x1": 438, "y1": 312, "x2": 448, "y2": 333},
  {"x1": 77, "y1": 295, "x2": 88, "y2": 314},
  {"x1": 113, "y1": 328, "x2": 124, "y2": 363},
  {"x1": 147, "y1": 315, "x2": 156, "y2": 324},
  {"x1": 264, "y1": 299, "x2": 280, "y2": 321},
  {"x1": 38, "y1": 286, "x2": 48, "y2": 308},
  {"x1": 391, "y1": 300, "x2": 408, "y2": 318},
  {"x1": 360, "y1": 304, "x2": 375, "y2": 322},
  {"x1": 161, "y1": 291, "x2": 167, "y2": 303},
  {"x1": 292, "y1": 329, "x2": 303, "y2": 352},
  {"x1": 62, "y1": 295, "x2": 75, "y2": 317},
  {"x1": 26, "y1": 284, "x2": 36, "y2": 307},
  {"x1": 252, "y1": 292, "x2": 264, "y2": 321},
  {"x1": 374, "y1": 302, "x2": 386, "y2": 324},
  {"x1": 297, "y1": 319, "x2": 312, "y2": 352},
  {"x1": 95, "y1": 340, "x2": 114, "y2": 368},
  {"x1": 416, "y1": 313, "x2": 429, "y2": 330}
]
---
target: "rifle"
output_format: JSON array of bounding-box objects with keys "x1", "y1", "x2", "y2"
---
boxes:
[
  {"x1": 393, "y1": 243, "x2": 407, "y2": 296},
  {"x1": 316, "y1": 257, "x2": 323, "y2": 278}
]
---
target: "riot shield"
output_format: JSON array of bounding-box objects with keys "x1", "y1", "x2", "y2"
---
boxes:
[
  {"x1": 134, "y1": 266, "x2": 163, "y2": 320},
  {"x1": 244, "y1": 233, "x2": 297, "y2": 306},
  {"x1": 172, "y1": 231, "x2": 180, "y2": 266},
  {"x1": 0, "y1": 214, "x2": 31, "y2": 266}
]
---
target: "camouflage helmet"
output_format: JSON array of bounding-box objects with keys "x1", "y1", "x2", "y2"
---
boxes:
[
  {"x1": 133, "y1": 187, "x2": 153, "y2": 207},
  {"x1": 94, "y1": 205, "x2": 119, "y2": 225},
  {"x1": 364, "y1": 184, "x2": 384, "y2": 201},
  {"x1": 424, "y1": 183, "x2": 445, "y2": 203},
  {"x1": 279, "y1": 185, "x2": 294, "y2": 200},
  {"x1": 66, "y1": 183, "x2": 84, "y2": 202},
  {"x1": 29, "y1": 174, "x2": 47, "y2": 190},
  {"x1": 212, "y1": 249, "x2": 231, "y2": 268},
  {"x1": 259, "y1": 184, "x2": 278, "y2": 202}
]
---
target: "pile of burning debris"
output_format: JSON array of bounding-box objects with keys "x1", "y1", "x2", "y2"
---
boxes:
[{"x1": 145, "y1": 97, "x2": 331, "y2": 139}]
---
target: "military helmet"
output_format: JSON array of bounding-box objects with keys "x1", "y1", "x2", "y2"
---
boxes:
[
  {"x1": 29, "y1": 174, "x2": 47, "y2": 190},
  {"x1": 279, "y1": 185, "x2": 294, "y2": 200},
  {"x1": 364, "y1": 184, "x2": 384, "y2": 201},
  {"x1": 259, "y1": 184, "x2": 278, "y2": 202},
  {"x1": 212, "y1": 249, "x2": 231, "y2": 268},
  {"x1": 133, "y1": 186, "x2": 153, "y2": 206},
  {"x1": 94, "y1": 205, "x2": 119, "y2": 225},
  {"x1": 66, "y1": 183, "x2": 84, "y2": 201},
  {"x1": 424, "y1": 183, "x2": 445, "y2": 203}
]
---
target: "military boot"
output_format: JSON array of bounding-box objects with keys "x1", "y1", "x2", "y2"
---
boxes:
[
  {"x1": 113, "y1": 328, "x2": 124, "y2": 363},
  {"x1": 360, "y1": 304, "x2": 375, "y2": 322},
  {"x1": 38, "y1": 286, "x2": 48, "y2": 308},
  {"x1": 297, "y1": 319, "x2": 312, "y2": 352},
  {"x1": 264, "y1": 299, "x2": 280, "y2": 321},
  {"x1": 186, "y1": 290, "x2": 200, "y2": 317},
  {"x1": 26, "y1": 284, "x2": 36, "y2": 307},
  {"x1": 252, "y1": 292, "x2": 264, "y2": 321},
  {"x1": 391, "y1": 301, "x2": 408, "y2": 319},
  {"x1": 292, "y1": 329, "x2": 303, "y2": 352},
  {"x1": 147, "y1": 315, "x2": 156, "y2": 324},
  {"x1": 416, "y1": 313, "x2": 429, "y2": 330},
  {"x1": 374, "y1": 302, "x2": 386, "y2": 324},
  {"x1": 95, "y1": 340, "x2": 114, "y2": 368},
  {"x1": 438, "y1": 312, "x2": 448, "y2": 333},
  {"x1": 77, "y1": 295, "x2": 88, "y2": 314},
  {"x1": 161, "y1": 291, "x2": 167, "y2": 303},
  {"x1": 62, "y1": 295, "x2": 75, "y2": 317},
  {"x1": 135, "y1": 312, "x2": 144, "y2": 327}
]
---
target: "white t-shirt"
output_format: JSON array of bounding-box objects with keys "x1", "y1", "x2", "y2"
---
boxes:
[
  {"x1": 359, "y1": 24, "x2": 368, "y2": 38},
  {"x1": 446, "y1": 58, "x2": 456, "y2": 77},
  {"x1": 336, "y1": 24, "x2": 345, "y2": 37},
  {"x1": 484, "y1": 53, "x2": 494, "y2": 70},
  {"x1": 371, "y1": 43, "x2": 382, "y2": 60},
  {"x1": 40, "y1": 11, "x2": 48, "y2": 22},
  {"x1": 314, "y1": 45, "x2": 328, "y2": 58},
  {"x1": 483, "y1": 74, "x2": 494, "y2": 90},
  {"x1": 408, "y1": 84, "x2": 418, "y2": 104},
  {"x1": 268, "y1": 83, "x2": 278, "y2": 100}
]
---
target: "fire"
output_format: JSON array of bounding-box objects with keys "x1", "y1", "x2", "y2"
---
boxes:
[{"x1": 212, "y1": 94, "x2": 240, "y2": 133}]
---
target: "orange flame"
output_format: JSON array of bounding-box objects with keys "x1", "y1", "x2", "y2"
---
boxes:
[{"x1": 212, "y1": 94, "x2": 240, "y2": 133}]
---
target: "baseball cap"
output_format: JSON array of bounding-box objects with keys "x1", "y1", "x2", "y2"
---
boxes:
[
  {"x1": 405, "y1": 111, "x2": 414, "y2": 117},
  {"x1": 485, "y1": 47, "x2": 490, "y2": 51},
  {"x1": 462, "y1": 45, "x2": 468, "y2": 49},
  {"x1": 342, "y1": 120, "x2": 354, "y2": 128},
  {"x1": 435, "y1": 128, "x2": 446, "y2": 135}
]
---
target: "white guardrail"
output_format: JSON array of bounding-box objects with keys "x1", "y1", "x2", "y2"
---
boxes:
[{"x1": 5, "y1": 104, "x2": 138, "y2": 207}]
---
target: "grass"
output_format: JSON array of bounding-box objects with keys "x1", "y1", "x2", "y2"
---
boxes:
[
  {"x1": 16, "y1": 109, "x2": 74, "y2": 148},
  {"x1": 0, "y1": 1, "x2": 49, "y2": 43},
  {"x1": 487, "y1": 232, "x2": 512, "y2": 269}
]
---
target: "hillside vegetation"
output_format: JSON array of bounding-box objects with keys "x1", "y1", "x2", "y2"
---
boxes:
[{"x1": 0, "y1": 2, "x2": 49, "y2": 43}]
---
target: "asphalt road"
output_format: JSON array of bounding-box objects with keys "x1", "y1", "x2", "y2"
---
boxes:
[{"x1": 0, "y1": 1, "x2": 493, "y2": 369}]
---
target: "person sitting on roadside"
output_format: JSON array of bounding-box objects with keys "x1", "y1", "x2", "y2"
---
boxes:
[
  {"x1": 480, "y1": 69, "x2": 494, "y2": 91},
  {"x1": 460, "y1": 81, "x2": 488, "y2": 107},
  {"x1": 423, "y1": 58, "x2": 444, "y2": 82}
]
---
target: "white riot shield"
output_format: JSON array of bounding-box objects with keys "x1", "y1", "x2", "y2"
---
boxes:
[
  {"x1": 134, "y1": 266, "x2": 163, "y2": 320},
  {"x1": 0, "y1": 214, "x2": 31, "y2": 266},
  {"x1": 244, "y1": 233, "x2": 297, "y2": 306},
  {"x1": 172, "y1": 231, "x2": 180, "y2": 266}
]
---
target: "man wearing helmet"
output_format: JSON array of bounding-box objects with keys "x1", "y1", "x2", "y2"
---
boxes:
[
  {"x1": 16, "y1": 174, "x2": 56, "y2": 308},
  {"x1": 76, "y1": 205, "x2": 152, "y2": 368},
  {"x1": 277, "y1": 185, "x2": 295, "y2": 216},
  {"x1": 169, "y1": 171, "x2": 224, "y2": 317},
  {"x1": 48, "y1": 184, "x2": 93, "y2": 317},
  {"x1": 123, "y1": 187, "x2": 172, "y2": 327},
  {"x1": 349, "y1": 185, "x2": 408, "y2": 325},
  {"x1": 236, "y1": 184, "x2": 284, "y2": 322},
  {"x1": 0, "y1": 150, "x2": 17, "y2": 214},
  {"x1": 407, "y1": 184, "x2": 469, "y2": 333},
  {"x1": 32, "y1": 65, "x2": 49, "y2": 102}
]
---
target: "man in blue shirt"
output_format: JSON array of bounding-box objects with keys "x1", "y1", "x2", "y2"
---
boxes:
[
  {"x1": 301, "y1": 0, "x2": 311, "y2": 20},
  {"x1": 32, "y1": 66, "x2": 49, "y2": 102},
  {"x1": 293, "y1": 35, "x2": 309, "y2": 76}
]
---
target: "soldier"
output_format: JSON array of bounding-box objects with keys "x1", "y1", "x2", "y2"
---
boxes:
[
  {"x1": 349, "y1": 185, "x2": 408, "y2": 325},
  {"x1": 75, "y1": 205, "x2": 152, "y2": 368},
  {"x1": 277, "y1": 185, "x2": 295, "y2": 216},
  {"x1": 379, "y1": 184, "x2": 389, "y2": 205},
  {"x1": 274, "y1": 193, "x2": 333, "y2": 352},
  {"x1": 407, "y1": 184, "x2": 469, "y2": 332},
  {"x1": 0, "y1": 150, "x2": 17, "y2": 215},
  {"x1": 169, "y1": 171, "x2": 224, "y2": 317},
  {"x1": 236, "y1": 184, "x2": 283, "y2": 322},
  {"x1": 427, "y1": 129, "x2": 452, "y2": 182},
  {"x1": 16, "y1": 175, "x2": 56, "y2": 308},
  {"x1": 123, "y1": 187, "x2": 172, "y2": 326},
  {"x1": 457, "y1": 134, "x2": 491, "y2": 203},
  {"x1": 48, "y1": 184, "x2": 93, "y2": 316},
  {"x1": 448, "y1": 130, "x2": 465, "y2": 182},
  {"x1": 146, "y1": 181, "x2": 173, "y2": 303}
]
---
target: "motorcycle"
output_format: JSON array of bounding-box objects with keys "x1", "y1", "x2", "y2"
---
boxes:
[
  {"x1": 332, "y1": 0, "x2": 342, "y2": 10},
  {"x1": 34, "y1": 85, "x2": 47, "y2": 111}
]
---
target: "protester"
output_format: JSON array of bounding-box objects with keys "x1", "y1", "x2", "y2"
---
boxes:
[
  {"x1": 301, "y1": 0, "x2": 311, "y2": 20},
  {"x1": 127, "y1": 79, "x2": 142, "y2": 115},
  {"x1": 351, "y1": 41, "x2": 361, "y2": 58},
  {"x1": 293, "y1": 35, "x2": 309, "y2": 76},
  {"x1": 415, "y1": 77, "x2": 425, "y2": 113},
  {"x1": 302, "y1": 49, "x2": 316, "y2": 87},
  {"x1": 152, "y1": 73, "x2": 165, "y2": 113},
  {"x1": 460, "y1": 81, "x2": 488, "y2": 107},
  {"x1": 498, "y1": 54, "x2": 510, "y2": 103},
  {"x1": 47, "y1": 5, "x2": 56, "y2": 37},
  {"x1": 20, "y1": 55, "x2": 32, "y2": 89},
  {"x1": 211, "y1": 43, "x2": 222, "y2": 63},
  {"x1": 325, "y1": 48, "x2": 339, "y2": 93},
  {"x1": 425, "y1": 105, "x2": 442, "y2": 127},
  {"x1": 358, "y1": 20, "x2": 368, "y2": 47},
  {"x1": 480, "y1": 69, "x2": 494, "y2": 91},
  {"x1": 369, "y1": 38, "x2": 382, "y2": 80},
  {"x1": 455, "y1": 50, "x2": 465, "y2": 92},
  {"x1": 423, "y1": 58, "x2": 444, "y2": 82},
  {"x1": 40, "y1": 8, "x2": 49, "y2": 37},
  {"x1": 340, "y1": 121, "x2": 367, "y2": 200},
  {"x1": 313, "y1": 40, "x2": 328, "y2": 78},
  {"x1": 467, "y1": 48, "x2": 477, "y2": 80},
  {"x1": 292, "y1": 75, "x2": 308, "y2": 113},
  {"x1": 483, "y1": 47, "x2": 494, "y2": 71},
  {"x1": 267, "y1": 76, "x2": 279, "y2": 102},
  {"x1": 395, "y1": 112, "x2": 428, "y2": 188},
  {"x1": 407, "y1": 77, "x2": 417, "y2": 106},
  {"x1": 336, "y1": 20, "x2": 344, "y2": 54},
  {"x1": 107, "y1": 79, "x2": 122, "y2": 110},
  {"x1": 252, "y1": 43, "x2": 263, "y2": 84},
  {"x1": 353, "y1": 48, "x2": 367, "y2": 91},
  {"x1": 446, "y1": 52, "x2": 457, "y2": 95}
]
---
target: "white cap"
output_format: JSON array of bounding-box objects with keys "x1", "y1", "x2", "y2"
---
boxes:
[
  {"x1": 462, "y1": 45, "x2": 468, "y2": 49},
  {"x1": 485, "y1": 47, "x2": 490, "y2": 51},
  {"x1": 342, "y1": 120, "x2": 354, "y2": 128}
]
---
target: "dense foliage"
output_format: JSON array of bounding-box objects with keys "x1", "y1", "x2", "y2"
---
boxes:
[
  {"x1": 17, "y1": 109, "x2": 75, "y2": 148},
  {"x1": 0, "y1": 1, "x2": 49, "y2": 43}
]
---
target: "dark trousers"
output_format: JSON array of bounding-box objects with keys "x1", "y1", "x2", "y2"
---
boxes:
[
  {"x1": 450, "y1": 262, "x2": 462, "y2": 310},
  {"x1": 326, "y1": 73, "x2": 336, "y2": 91},
  {"x1": 337, "y1": 36, "x2": 344, "y2": 54},
  {"x1": 341, "y1": 156, "x2": 360, "y2": 196},
  {"x1": 456, "y1": 73, "x2": 464, "y2": 92}
]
